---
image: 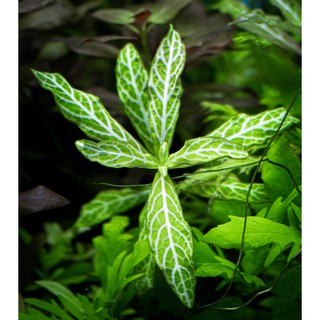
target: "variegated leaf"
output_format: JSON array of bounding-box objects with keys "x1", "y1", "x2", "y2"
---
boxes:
[
  {"x1": 148, "y1": 26, "x2": 186, "y2": 157},
  {"x1": 215, "y1": 175, "x2": 269, "y2": 203},
  {"x1": 134, "y1": 210, "x2": 155, "y2": 295},
  {"x1": 116, "y1": 44, "x2": 154, "y2": 152},
  {"x1": 135, "y1": 253, "x2": 155, "y2": 295},
  {"x1": 146, "y1": 172, "x2": 195, "y2": 308},
  {"x1": 74, "y1": 187, "x2": 150, "y2": 231},
  {"x1": 178, "y1": 171, "x2": 268, "y2": 202},
  {"x1": 181, "y1": 180, "x2": 219, "y2": 199},
  {"x1": 178, "y1": 156, "x2": 261, "y2": 193},
  {"x1": 199, "y1": 156, "x2": 261, "y2": 175},
  {"x1": 207, "y1": 107, "x2": 299, "y2": 148},
  {"x1": 177, "y1": 170, "x2": 221, "y2": 196},
  {"x1": 32, "y1": 70, "x2": 145, "y2": 152},
  {"x1": 75, "y1": 139, "x2": 159, "y2": 169},
  {"x1": 166, "y1": 137, "x2": 248, "y2": 169}
]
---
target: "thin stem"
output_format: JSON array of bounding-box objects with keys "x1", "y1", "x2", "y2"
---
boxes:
[{"x1": 140, "y1": 22, "x2": 152, "y2": 67}]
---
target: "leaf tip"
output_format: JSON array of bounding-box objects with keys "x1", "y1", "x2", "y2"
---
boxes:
[
  {"x1": 30, "y1": 68, "x2": 42, "y2": 80},
  {"x1": 75, "y1": 140, "x2": 85, "y2": 149}
]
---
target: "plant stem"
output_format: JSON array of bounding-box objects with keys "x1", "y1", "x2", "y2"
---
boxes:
[{"x1": 140, "y1": 23, "x2": 152, "y2": 67}]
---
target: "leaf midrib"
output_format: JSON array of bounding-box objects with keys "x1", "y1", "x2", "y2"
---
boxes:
[
  {"x1": 51, "y1": 75, "x2": 126, "y2": 142},
  {"x1": 161, "y1": 40, "x2": 175, "y2": 144},
  {"x1": 125, "y1": 48, "x2": 150, "y2": 137},
  {"x1": 159, "y1": 175, "x2": 190, "y2": 298}
]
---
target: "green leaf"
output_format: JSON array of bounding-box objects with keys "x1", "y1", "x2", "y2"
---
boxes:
[
  {"x1": 192, "y1": 227, "x2": 217, "y2": 266},
  {"x1": 209, "y1": 156, "x2": 261, "y2": 173},
  {"x1": 177, "y1": 170, "x2": 221, "y2": 195},
  {"x1": 75, "y1": 139, "x2": 159, "y2": 169},
  {"x1": 102, "y1": 243, "x2": 147, "y2": 303},
  {"x1": 266, "y1": 188, "x2": 300, "y2": 223},
  {"x1": 287, "y1": 243, "x2": 301, "y2": 262},
  {"x1": 210, "y1": 200, "x2": 249, "y2": 225},
  {"x1": 146, "y1": 172, "x2": 195, "y2": 308},
  {"x1": 207, "y1": 107, "x2": 299, "y2": 149},
  {"x1": 148, "y1": 26, "x2": 186, "y2": 157},
  {"x1": 77, "y1": 295, "x2": 100, "y2": 320},
  {"x1": 148, "y1": 0, "x2": 192, "y2": 24},
  {"x1": 201, "y1": 102, "x2": 238, "y2": 124},
  {"x1": 135, "y1": 206, "x2": 155, "y2": 295},
  {"x1": 36, "y1": 281, "x2": 83, "y2": 319},
  {"x1": 215, "y1": 175, "x2": 269, "y2": 203},
  {"x1": 24, "y1": 298, "x2": 73, "y2": 320},
  {"x1": 104, "y1": 250, "x2": 144, "y2": 302},
  {"x1": 117, "y1": 254, "x2": 145, "y2": 287},
  {"x1": 270, "y1": 0, "x2": 301, "y2": 27},
  {"x1": 233, "y1": 31, "x2": 273, "y2": 47},
  {"x1": 93, "y1": 216, "x2": 134, "y2": 292},
  {"x1": 31, "y1": 70, "x2": 145, "y2": 152},
  {"x1": 91, "y1": 9, "x2": 135, "y2": 25},
  {"x1": 179, "y1": 169, "x2": 266, "y2": 202},
  {"x1": 74, "y1": 187, "x2": 149, "y2": 231},
  {"x1": 178, "y1": 156, "x2": 260, "y2": 194},
  {"x1": 104, "y1": 251, "x2": 128, "y2": 301},
  {"x1": 203, "y1": 216, "x2": 301, "y2": 264},
  {"x1": 265, "y1": 244, "x2": 283, "y2": 266},
  {"x1": 19, "y1": 313, "x2": 38, "y2": 320},
  {"x1": 102, "y1": 216, "x2": 130, "y2": 238},
  {"x1": 195, "y1": 257, "x2": 265, "y2": 288},
  {"x1": 21, "y1": 309, "x2": 54, "y2": 320},
  {"x1": 237, "y1": 9, "x2": 301, "y2": 54},
  {"x1": 93, "y1": 216, "x2": 132, "y2": 276},
  {"x1": 183, "y1": 175, "x2": 267, "y2": 203},
  {"x1": 19, "y1": 227, "x2": 33, "y2": 245},
  {"x1": 39, "y1": 230, "x2": 71, "y2": 271},
  {"x1": 288, "y1": 202, "x2": 301, "y2": 224},
  {"x1": 131, "y1": 232, "x2": 153, "y2": 268},
  {"x1": 166, "y1": 137, "x2": 248, "y2": 169},
  {"x1": 116, "y1": 43, "x2": 153, "y2": 152},
  {"x1": 51, "y1": 262, "x2": 92, "y2": 287},
  {"x1": 241, "y1": 246, "x2": 270, "y2": 275},
  {"x1": 211, "y1": 0, "x2": 248, "y2": 18},
  {"x1": 135, "y1": 253, "x2": 155, "y2": 296},
  {"x1": 261, "y1": 136, "x2": 301, "y2": 201}
]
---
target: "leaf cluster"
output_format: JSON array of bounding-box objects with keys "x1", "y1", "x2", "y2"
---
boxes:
[{"x1": 20, "y1": 1, "x2": 301, "y2": 319}]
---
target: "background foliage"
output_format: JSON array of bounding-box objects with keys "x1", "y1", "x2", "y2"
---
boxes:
[{"x1": 19, "y1": 0, "x2": 301, "y2": 319}]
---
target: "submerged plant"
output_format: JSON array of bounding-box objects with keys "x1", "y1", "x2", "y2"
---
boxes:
[{"x1": 29, "y1": 25, "x2": 300, "y2": 315}]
